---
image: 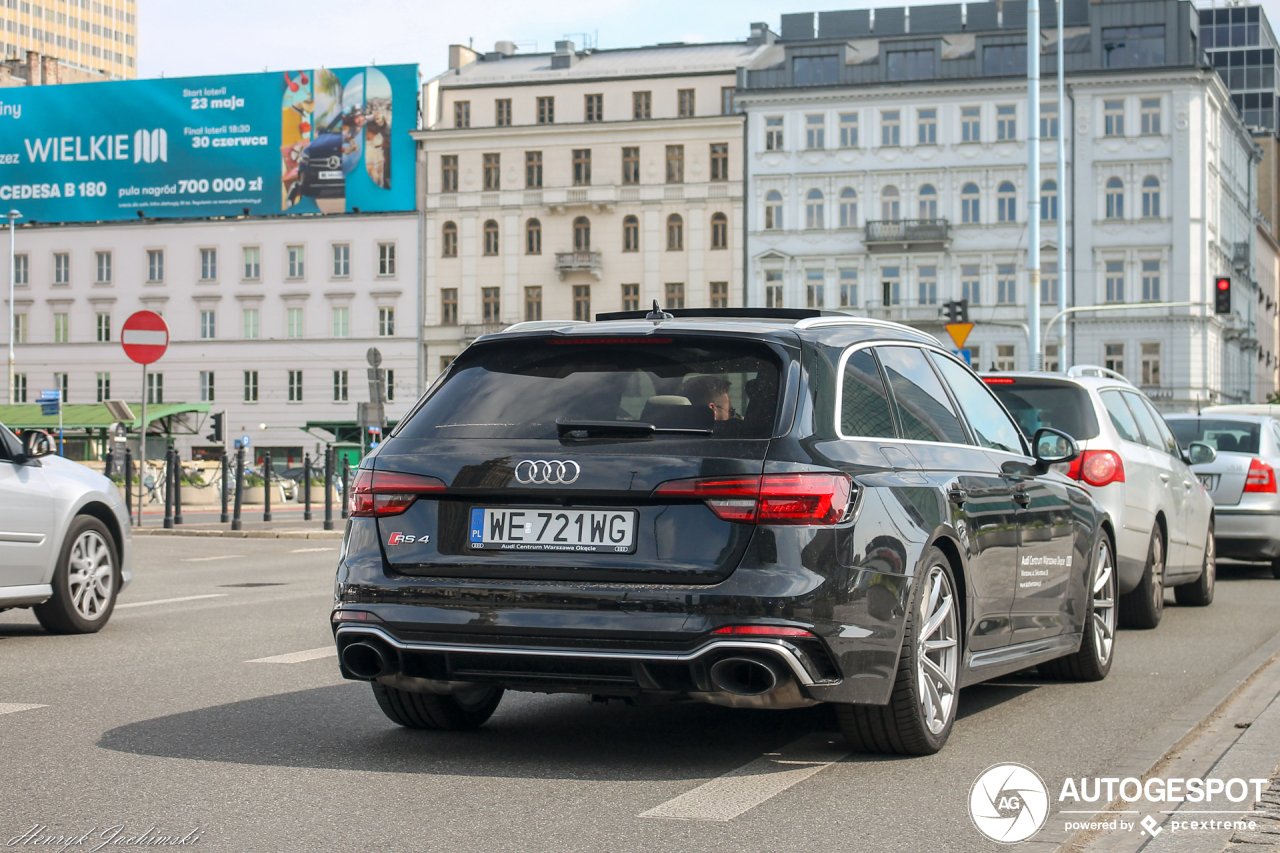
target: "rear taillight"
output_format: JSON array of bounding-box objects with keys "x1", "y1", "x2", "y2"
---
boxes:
[
  {"x1": 652, "y1": 473, "x2": 854, "y2": 525},
  {"x1": 1065, "y1": 450, "x2": 1126, "y2": 487},
  {"x1": 349, "y1": 469, "x2": 447, "y2": 517},
  {"x1": 1244, "y1": 458, "x2": 1277, "y2": 493},
  {"x1": 712, "y1": 625, "x2": 815, "y2": 637}
]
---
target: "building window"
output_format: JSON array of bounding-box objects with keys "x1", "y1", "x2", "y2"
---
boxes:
[
  {"x1": 95, "y1": 251, "x2": 111, "y2": 284},
  {"x1": 483, "y1": 153, "x2": 500, "y2": 190},
  {"x1": 332, "y1": 243, "x2": 350, "y2": 277},
  {"x1": 918, "y1": 108, "x2": 937, "y2": 144},
  {"x1": 573, "y1": 285, "x2": 591, "y2": 321},
  {"x1": 12, "y1": 314, "x2": 27, "y2": 344},
  {"x1": 838, "y1": 113, "x2": 858, "y2": 148},
  {"x1": 1104, "y1": 100, "x2": 1125, "y2": 136},
  {"x1": 483, "y1": 220, "x2": 499, "y2": 255},
  {"x1": 243, "y1": 309, "x2": 259, "y2": 339},
  {"x1": 1043, "y1": 344, "x2": 1059, "y2": 372},
  {"x1": 880, "y1": 266, "x2": 901, "y2": 306},
  {"x1": 525, "y1": 286, "x2": 543, "y2": 321},
  {"x1": 665, "y1": 282, "x2": 685, "y2": 310},
  {"x1": 1104, "y1": 343, "x2": 1125, "y2": 375},
  {"x1": 441, "y1": 155, "x2": 458, "y2": 192},
  {"x1": 146, "y1": 372, "x2": 163, "y2": 404},
  {"x1": 1042, "y1": 260, "x2": 1060, "y2": 304},
  {"x1": 12, "y1": 373, "x2": 25, "y2": 403},
  {"x1": 243, "y1": 370, "x2": 258, "y2": 402},
  {"x1": 13, "y1": 254, "x2": 27, "y2": 286},
  {"x1": 481, "y1": 288, "x2": 500, "y2": 324},
  {"x1": 793, "y1": 55, "x2": 839, "y2": 85},
  {"x1": 839, "y1": 269, "x2": 858, "y2": 307},
  {"x1": 287, "y1": 245, "x2": 305, "y2": 278},
  {"x1": 526, "y1": 218, "x2": 542, "y2": 254},
  {"x1": 765, "y1": 190, "x2": 783, "y2": 230},
  {"x1": 454, "y1": 100, "x2": 470, "y2": 128},
  {"x1": 442, "y1": 222, "x2": 458, "y2": 258},
  {"x1": 996, "y1": 263, "x2": 1017, "y2": 304},
  {"x1": 667, "y1": 214, "x2": 683, "y2": 250},
  {"x1": 665, "y1": 145, "x2": 684, "y2": 183},
  {"x1": 96, "y1": 372, "x2": 110, "y2": 403},
  {"x1": 710, "y1": 143, "x2": 728, "y2": 181},
  {"x1": 200, "y1": 309, "x2": 216, "y2": 339},
  {"x1": 1041, "y1": 180, "x2": 1058, "y2": 221},
  {"x1": 996, "y1": 105, "x2": 1017, "y2": 140},
  {"x1": 997, "y1": 182, "x2": 1016, "y2": 222},
  {"x1": 1141, "y1": 98, "x2": 1161, "y2": 134},
  {"x1": 805, "y1": 189, "x2": 825, "y2": 230},
  {"x1": 633, "y1": 91, "x2": 651, "y2": 120},
  {"x1": 286, "y1": 307, "x2": 304, "y2": 338},
  {"x1": 960, "y1": 183, "x2": 980, "y2": 223},
  {"x1": 678, "y1": 88, "x2": 695, "y2": 117},
  {"x1": 378, "y1": 243, "x2": 396, "y2": 276},
  {"x1": 1106, "y1": 177, "x2": 1124, "y2": 218},
  {"x1": 840, "y1": 188, "x2": 858, "y2": 227},
  {"x1": 621, "y1": 215, "x2": 640, "y2": 252},
  {"x1": 54, "y1": 252, "x2": 70, "y2": 285},
  {"x1": 200, "y1": 248, "x2": 217, "y2": 280},
  {"x1": 200, "y1": 371, "x2": 215, "y2": 403},
  {"x1": 526, "y1": 151, "x2": 542, "y2": 188},
  {"x1": 765, "y1": 116, "x2": 784, "y2": 150},
  {"x1": 379, "y1": 307, "x2": 395, "y2": 336},
  {"x1": 439, "y1": 356, "x2": 456, "y2": 375},
  {"x1": 1040, "y1": 101, "x2": 1059, "y2": 138},
  {"x1": 710, "y1": 212, "x2": 729, "y2": 249},
  {"x1": 806, "y1": 114, "x2": 825, "y2": 149},
  {"x1": 622, "y1": 147, "x2": 640, "y2": 184},
  {"x1": 537, "y1": 96, "x2": 554, "y2": 124},
  {"x1": 574, "y1": 216, "x2": 591, "y2": 251},
  {"x1": 573, "y1": 149, "x2": 592, "y2": 185},
  {"x1": 288, "y1": 370, "x2": 303, "y2": 403},
  {"x1": 1141, "y1": 343, "x2": 1161, "y2": 386},
  {"x1": 148, "y1": 249, "x2": 165, "y2": 282},
  {"x1": 241, "y1": 247, "x2": 258, "y2": 280},
  {"x1": 806, "y1": 269, "x2": 825, "y2": 308},
  {"x1": 887, "y1": 49, "x2": 934, "y2": 80},
  {"x1": 918, "y1": 265, "x2": 938, "y2": 305},
  {"x1": 1141, "y1": 259, "x2": 1161, "y2": 301},
  {"x1": 95, "y1": 312, "x2": 111, "y2": 342},
  {"x1": 333, "y1": 370, "x2": 348, "y2": 403},
  {"x1": 961, "y1": 106, "x2": 981, "y2": 142},
  {"x1": 54, "y1": 373, "x2": 68, "y2": 405},
  {"x1": 332, "y1": 306, "x2": 349, "y2": 338},
  {"x1": 1142, "y1": 176, "x2": 1161, "y2": 218},
  {"x1": 1105, "y1": 260, "x2": 1125, "y2": 302},
  {"x1": 1103, "y1": 25, "x2": 1165, "y2": 68},
  {"x1": 621, "y1": 283, "x2": 640, "y2": 312},
  {"x1": 759, "y1": 270, "x2": 783, "y2": 309},
  {"x1": 585, "y1": 93, "x2": 603, "y2": 122},
  {"x1": 918, "y1": 184, "x2": 938, "y2": 220},
  {"x1": 721, "y1": 87, "x2": 735, "y2": 116},
  {"x1": 983, "y1": 43, "x2": 1027, "y2": 75},
  {"x1": 881, "y1": 110, "x2": 901, "y2": 146},
  {"x1": 441, "y1": 288, "x2": 458, "y2": 325},
  {"x1": 880, "y1": 185, "x2": 901, "y2": 221},
  {"x1": 995, "y1": 345, "x2": 1016, "y2": 372},
  {"x1": 54, "y1": 312, "x2": 69, "y2": 343},
  {"x1": 495, "y1": 98, "x2": 512, "y2": 127},
  {"x1": 386, "y1": 370, "x2": 395, "y2": 402},
  {"x1": 711, "y1": 281, "x2": 728, "y2": 309},
  {"x1": 962, "y1": 264, "x2": 982, "y2": 304}
]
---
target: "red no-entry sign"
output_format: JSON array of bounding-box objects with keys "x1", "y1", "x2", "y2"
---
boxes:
[{"x1": 121, "y1": 310, "x2": 169, "y2": 365}]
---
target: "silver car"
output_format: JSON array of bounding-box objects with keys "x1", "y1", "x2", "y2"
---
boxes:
[
  {"x1": 984, "y1": 366, "x2": 1217, "y2": 628},
  {"x1": 0, "y1": 423, "x2": 133, "y2": 633},
  {"x1": 1166, "y1": 405, "x2": 1280, "y2": 579}
]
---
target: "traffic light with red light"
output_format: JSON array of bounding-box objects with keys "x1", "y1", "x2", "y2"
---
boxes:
[{"x1": 1214, "y1": 277, "x2": 1231, "y2": 315}]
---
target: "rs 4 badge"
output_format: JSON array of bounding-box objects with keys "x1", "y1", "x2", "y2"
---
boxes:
[{"x1": 388, "y1": 532, "x2": 429, "y2": 546}]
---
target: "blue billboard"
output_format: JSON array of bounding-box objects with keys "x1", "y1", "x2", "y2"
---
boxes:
[{"x1": 0, "y1": 64, "x2": 418, "y2": 222}]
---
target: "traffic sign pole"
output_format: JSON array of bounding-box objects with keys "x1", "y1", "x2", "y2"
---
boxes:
[
  {"x1": 138, "y1": 361, "x2": 146, "y2": 527},
  {"x1": 120, "y1": 310, "x2": 169, "y2": 528}
]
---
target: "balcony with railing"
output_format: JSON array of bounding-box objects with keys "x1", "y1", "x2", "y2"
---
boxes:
[
  {"x1": 864, "y1": 219, "x2": 950, "y2": 249},
  {"x1": 554, "y1": 251, "x2": 602, "y2": 280}
]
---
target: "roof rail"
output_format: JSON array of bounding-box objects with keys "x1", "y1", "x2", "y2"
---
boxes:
[
  {"x1": 1067, "y1": 364, "x2": 1133, "y2": 384},
  {"x1": 500, "y1": 320, "x2": 586, "y2": 334},
  {"x1": 793, "y1": 315, "x2": 942, "y2": 344},
  {"x1": 594, "y1": 307, "x2": 838, "y2": 322}
]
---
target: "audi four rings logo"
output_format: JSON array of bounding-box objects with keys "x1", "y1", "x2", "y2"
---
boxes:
[{"x1": 514, "y1": 460, "x2": 581, "y2": 485}]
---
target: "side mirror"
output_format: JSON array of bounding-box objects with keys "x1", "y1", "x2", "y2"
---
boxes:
[
  {"x1": 1187, "y1": 441, "x2": 1217, "y2": 466},
  {"x1": 21, "y1": 429, "x2": 55, "y2": 460},
  {"x1": 1032, "y1": 427, "x2": 1079, "y2": 471}
]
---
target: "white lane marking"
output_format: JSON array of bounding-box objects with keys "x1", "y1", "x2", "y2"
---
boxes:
[
  {"x1": 0, "y1": 703, "x2": 47, "y2": 715},
  {"x1": 181, "y1": 555, "x2": 244, "y2": 562},
  {"x1": 291, "y1": 547, "x2": 336, "y2": 553},
  {"x1": 639, "y1": 734, "x2": 849, "y2": 822},
  {"x1": 116, "y1": 593, "x2": 228, "y2": 609},
  {"x1": 247, "y1": 646, "x2": 337, "y2": 664}
]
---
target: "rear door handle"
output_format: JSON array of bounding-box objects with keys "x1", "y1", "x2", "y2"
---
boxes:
[{"x1": 948, "y1": 484, "x2": 967, "y2": 506}]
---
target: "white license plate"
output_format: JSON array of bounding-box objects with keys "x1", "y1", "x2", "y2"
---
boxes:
[
  {"x1": 1198, "y1": 474, "x2": 1217, "y2": 490},
  {"x1": 469, "y1": 507, "x2": 637, "y2": 553},
  {"x1": 318, "y1": 170, "x2": 343, "y2": 180}
]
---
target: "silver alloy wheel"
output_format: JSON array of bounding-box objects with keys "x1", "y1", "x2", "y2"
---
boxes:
[
  {"x1": 1203, "y1": 530, "x2": 1216, "y2": 593},
  {"x1": 1150, "y1": 535, "x2": 1164, "y2": 611},
  {"x1": 917, "y1": 565, "x2": 959, "y2": 735},
  {"x1": 1092, "y1": 541, "x2": 1117, "y2": 666},
  {"x1": 67, "y1": 530, "x2": 114, "y2": 621}
]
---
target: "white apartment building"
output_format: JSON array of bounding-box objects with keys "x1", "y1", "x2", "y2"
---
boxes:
[
  {"x1": 415, "y1": 34, "x2": 767, "y2": 375},
  {"x1": 740, "y1": 1, "x2": 1268, "y2": 409},
  {"x1": 3, "y1": 213, "x2": 420, "y2": 461}
]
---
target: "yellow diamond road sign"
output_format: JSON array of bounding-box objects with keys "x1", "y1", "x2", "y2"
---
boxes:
[{"x1": 945, "y1": 322, "x2": 974, "y2": 349}]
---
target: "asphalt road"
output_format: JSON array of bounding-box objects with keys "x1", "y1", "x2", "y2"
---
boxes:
[{"x1": 3, "y1": 537, "x2": 1280, "y2": 853}]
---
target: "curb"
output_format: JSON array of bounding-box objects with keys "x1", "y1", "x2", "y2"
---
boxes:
[{"x1": 131, "y1": 527, "x2": 344, "y2": 540}]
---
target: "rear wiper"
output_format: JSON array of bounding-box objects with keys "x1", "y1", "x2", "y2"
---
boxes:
[{"x1": 555, "y1": 419, "x2": 713, "y2": 438}]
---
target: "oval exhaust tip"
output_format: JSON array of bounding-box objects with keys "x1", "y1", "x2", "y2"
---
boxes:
[
  {"x1": 709, "y1": 656, "x2": 786, "y2": 696},
  {"x1": 341, "y1": 642, "x2": 389, "y2": 679}
]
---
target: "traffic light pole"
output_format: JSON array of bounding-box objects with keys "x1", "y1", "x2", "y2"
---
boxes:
[{"x1": 1039, "y1": 301, "x2": 1210, "y2": 368}]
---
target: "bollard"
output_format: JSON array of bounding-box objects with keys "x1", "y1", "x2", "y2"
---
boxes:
[
  {"x1": 263, "y1": 450, "x2": 273, "y2": 523},
  {"x1": 124, "y1": 448, "x2": 133, "y2": 521},
  {"x1": 231, "y1": 446, "x2": 245, "y2": 531},
  {"x1": 173, "y1": 449, "x2": 184, "y2": 525},
  {"x1": 323, "y1": 446, "x2": 334, "y2": 531},
  {"x1": 104, "y1": 450, "x2": 114, "y2": 481},
  {"x1": 219, "y1": 452, "x2": 230, "y2": 524},
  {"x1": 163, "y1": 448, "x2": 174, "y2": 529},
  {"x1": 303, "y1": 453, "x2": 313, "y2": 522},
  {"x1": 340, "y1": 460, "x2": 351, "y2": 520}
]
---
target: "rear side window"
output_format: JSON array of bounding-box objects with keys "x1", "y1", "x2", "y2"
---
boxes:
[
  {"x1": 876, "y1": 346, "x2": 966, "y2": 444},
  {"x1": 1133, "y1": 395, "x2": 1179, "y2": 455},
  {"x1": 397, "y1": 336, "x2": 782, "y2": 440},
  {"x1": 1168, "y1": 418, "x2": 1262, "y2": 454},
  {"x1": 985, "y1": 380, "x2": 1100, "y2": 440},
  {"x1": 1099, "y1": 390, "x2": 1142, "y2": 444},
  {"x1": 1122, "y1": 391, "x2": 1167, "y2": 453},
  {"x1": 840, "y1": 349, "x2": 897, "y2": 438},
  {"x1": 931, "y1": 354, "x2": 1025, "y2": 455}
]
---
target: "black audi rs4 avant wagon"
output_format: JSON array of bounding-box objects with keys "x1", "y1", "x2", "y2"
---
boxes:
[{"x1": 331, "y1": 307, "x2": 1115, "y2": 755}]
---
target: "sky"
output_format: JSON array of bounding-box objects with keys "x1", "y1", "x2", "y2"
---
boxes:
[{"x1": 139, "y1": 0, "x2": 1280, "y2": 81}]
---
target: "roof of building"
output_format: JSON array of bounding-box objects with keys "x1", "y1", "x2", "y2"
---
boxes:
[{"x1": 441, "y1": 42, "x2": 761, "y2": 88}]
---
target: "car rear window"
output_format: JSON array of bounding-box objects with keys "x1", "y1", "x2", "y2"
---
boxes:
[
  {"x1": 1168, "y1": 419, "x2": 1261, "y2": 454},
  {"x1": 397, "y1": 336, "x2": 783, "y2": 440},
  {"x1": 985, "y1": 381, "x2": 1101, "y2": 441}
]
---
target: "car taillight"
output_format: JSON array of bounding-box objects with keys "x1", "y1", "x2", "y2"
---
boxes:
[
  {"x1": 712, "y1": 625, "x2": 815, "y2": 637},
  {"x1": 349, "y1": 469, "x2": 447, "y2": 517},
  {"x1": 982, "y1": 377, "x2": 1016, "y2": 384},
  {"x1": 652, "y1": 472, "x2": 854, "y2": 525},
  {"x1": 1244, "y1": 458, "x2": 1277, "y2": 493},
  {"x1": 1065, "y1": 450, "x2": 1125, "y2": 487}
]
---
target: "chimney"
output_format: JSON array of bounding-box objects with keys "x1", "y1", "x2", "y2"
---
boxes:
[
  {"x1": 494, "y1": 41, "x2": 516, "y2": 56},
  {"x1": 748, "y1": 22, "x2": 775, "y2": 46},
  {"x1": 42, "y1": 55, "x2": 59, "y2": 86},
  {"x1": 551, "y1": 40, "x2": 576, "y2": 69},
  {"x1": 448, "y1": 44, "x2": 478, "y2": 71},
  {"x1": 26, "y1": 51, "x2": 41, "y2": 86}
]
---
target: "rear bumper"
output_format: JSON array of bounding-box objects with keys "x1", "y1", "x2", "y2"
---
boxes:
[{"x1": 1214, "y1": 508, "x2": 1280, "y2": 560}]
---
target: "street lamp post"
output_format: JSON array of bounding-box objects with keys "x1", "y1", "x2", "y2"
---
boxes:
[{"x1": 7, "y1": 208, "x2": 21, "y2": 405}]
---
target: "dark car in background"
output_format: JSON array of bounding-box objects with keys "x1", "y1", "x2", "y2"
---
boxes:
[
  {"x1": 330, "y1": 309, "x2": 1115, "y2": 755},
  {"x1": 288, "y1": 133, "x2": 344, "y2": 205}
]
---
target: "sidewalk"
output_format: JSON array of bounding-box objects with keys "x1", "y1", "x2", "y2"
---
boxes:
[{"x1": 131, "y1": 504, "x2": 346, "y2": 538}]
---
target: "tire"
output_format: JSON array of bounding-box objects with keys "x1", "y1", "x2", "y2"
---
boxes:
[
  {"x1": 1272, "y1": 557, "x2": 1280, "y2": 581},
  {"x1": 1175, "y1": 525, "x2": 1215, "y2": 607},
  {"x1": 1119, "y1": 526, "x2": 1165, "y2": 629},
  {"x1": 33, "y1": 515, "x2": 119, "y2": 635},
  {"x1": 1040, "y1": 535, "x2": 1116, "y2": 681},
  {"x1": 372, "y1": 683, "x2": 503, "y2": 730},
  {"x1": 835, "y1": 547, "x2": 960, "y2": 756}
]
